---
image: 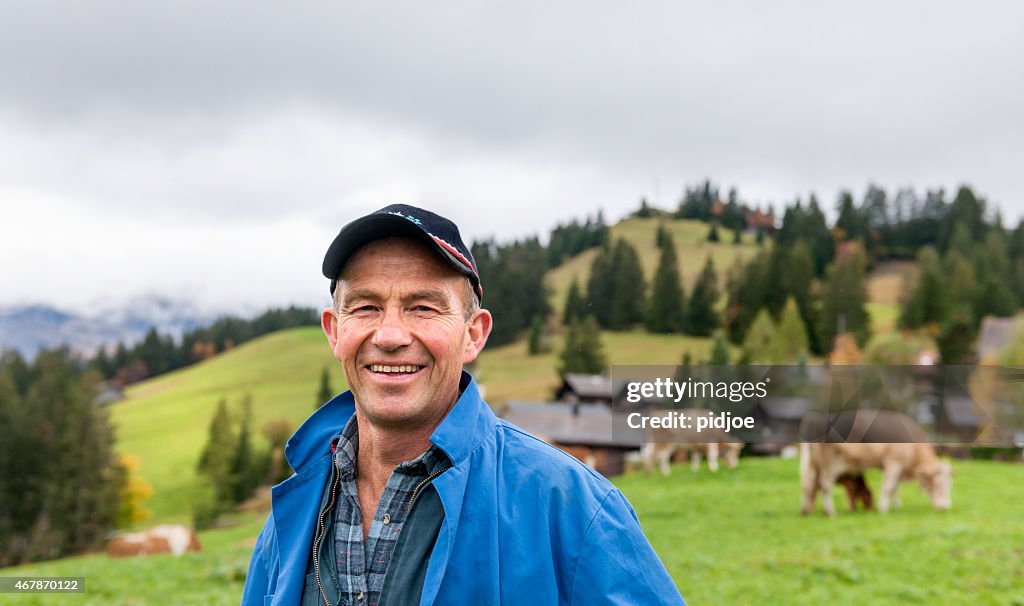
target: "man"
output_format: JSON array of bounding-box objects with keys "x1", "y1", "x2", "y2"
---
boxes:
[{"x1": 242, "y1": 204, "x2": 685, "y2": 605}]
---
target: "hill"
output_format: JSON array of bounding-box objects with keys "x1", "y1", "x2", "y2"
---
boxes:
[
  {"x1": 546, "y1": 217, "x2": 765, "y2": 315},
  {"x1": 112, "y1": 328, "x2": 341, "y2": 521}
]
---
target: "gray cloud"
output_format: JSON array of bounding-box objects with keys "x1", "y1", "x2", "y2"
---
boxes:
[{"x1": 2, "y1": 1, "x2": 1022, "y2": 306}]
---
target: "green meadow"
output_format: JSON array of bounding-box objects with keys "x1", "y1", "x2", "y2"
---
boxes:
[{"x1": 5, "y1": 458, "x2": 1022, "y2": 605}]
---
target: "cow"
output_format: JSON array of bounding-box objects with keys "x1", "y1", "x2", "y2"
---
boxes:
[
  {"x1": 799, "y1": 409, "x2": 952, "y2": 516},
  {"x1": 107, "y1": 524, "x2": 202, "y2": 558},
  {"x1": 642, "y1": 408, "x2": 743, "y2": 475}
]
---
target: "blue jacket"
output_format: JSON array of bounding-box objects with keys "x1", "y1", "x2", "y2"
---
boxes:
[{"x1": 242, "y1": 373, "x2": 686, "y2": 605}]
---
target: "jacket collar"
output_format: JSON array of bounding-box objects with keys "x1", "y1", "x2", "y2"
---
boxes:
[
  {"x1": 284, "y1": 370, "x2": 495, "y2": 473},
  {"x1": 429, "y1": 371, "x2": 497, "y2": 465}
]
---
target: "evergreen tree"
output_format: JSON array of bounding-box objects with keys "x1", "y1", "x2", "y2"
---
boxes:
[
  {"x1": 644, "y1": 232, "x2": 685, "y2": 333},
  {"x1": 937, "y1": 309, "x2": 976, "y2": 364},
  {"x1": 707, "y1": 332, "x2": 732, "y2": 365},
  {"x1": 772, "y1": 297, "x2": 810, "y2": 363},
  {"x1": 817, "y1": 243, "x2": 871, "y2": 348},
  {"x1": 900, "y1": 247, "x2": 950, "y2": 329},
  {"x1": 607, "y1": 239, "x2": 646, "y2": 330},
  {"x1": 527, "y1": 315, "x2": 545, "y2": 355},
  {"x1": 741, "y1": 309, "x2": 776, "y2": 364},
  {"x1": 685, "y1": 256, "x2": 720, "y2": 336},
  {"x1": 197, "y1": 398, "x2": 236, "y2": 509},
  {"x1": 230, "y1": 394, "x2": 262, "y2": 504},
  {"x1": 559, "y1": 315, "x2": 607, "y2": 374},
  {"x1": 586, "y1": 244, "x2": 614, "y2": 327},
  {"x1": 707, "y1": 222, "x2": 720, "y2": 242},
  {"x1": 316, "y1": 366, "x2": 333, "y2": 409},
  {"x1": 562, "y1": 278, "x2": 587, "y2": 325}
]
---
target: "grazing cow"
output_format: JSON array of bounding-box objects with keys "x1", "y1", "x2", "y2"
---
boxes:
[
  {"x1": 642, "y1": 408, "x2": 743, "y2": 475},
  {"x1": 107, "y1": 524, "x2": 202, "y2": 558},
  {"x1": 799, "y1": 409, "x2": 952, "y2": 516},
  {"x1": 836, "y1": 473, "x2": 874, "y2": 511}
]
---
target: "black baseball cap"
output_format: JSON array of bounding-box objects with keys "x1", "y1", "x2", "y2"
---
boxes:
[{"x1": 322, "y1": 204, "x2": 483, "y2": 303}]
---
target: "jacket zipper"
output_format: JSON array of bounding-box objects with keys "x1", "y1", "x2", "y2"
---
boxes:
[
  {"x1": 314, "y1": 469, "x2": 340, "y2": 606},
  {"x1": 407, "y1": 465, "x2": 451, "y2": 510}
]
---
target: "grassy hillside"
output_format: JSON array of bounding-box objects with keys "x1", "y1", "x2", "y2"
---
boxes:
[
  {"x1": 7, "y1": 458, "x2": 1021, "y2": 605},
  {"x1": 547, "y1": 217, "x2": 764, "y2": 315},
  {"x1": 113, "y1": 327, "x2": 342, "y2": 521}
]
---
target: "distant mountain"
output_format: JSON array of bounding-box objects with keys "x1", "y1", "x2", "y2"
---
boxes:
[{"x1": 0, "y1": 295, "x2": 219, "y2": 359}]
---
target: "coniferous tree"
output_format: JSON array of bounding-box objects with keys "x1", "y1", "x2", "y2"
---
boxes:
[
  {"x1": 197, "y1": 398, "x2": 236, "y2": 509},
  {"x1": 316, "y1": 366, "x2": 333, "y2": 409},
  {"x1": 707, "y1": 222, "x2": 720, "y2": 242},
  {"x1": 707, "y1": 331, "x2": 732, "y2": 365},
  {"x1": 562, "y1": 278, "x2": 588, "y2": 325},
  {"x1": 741, "y1": 309, "x2": 776, "y2": 364},
  {"x1": 586, "y1": 244, "x2": 615, "y2": 327},
  {"x1": 817, "y1": 243, "x2": 871, "y2": 348},
  {"x1": 644, "y1": 232, "x2": 685, "y2": 333},
  {"x1": 685, "y1": 256, "x2": 720, "y2": 336},
  {"x1": 608, "y1": 239, "x2": 646, "y2": 329},
  {"x1": 527, "y1": 315, "x2": 545, "y2": 355},
  {"x1": 230, "y1": 394, "x2": 262, "y2": 504},
  {"x1": 772, "y1": 297, "x2": 810, "y2": 363},
  {"x1": 900, "y1": 247, "x2": 950, "y2": 329},
  {"x1": 559, "y1": 315, "x2": 607, "y2": 374},
  {"x1": 937, "y1": 309, "x2": 976, "y2": 364}
]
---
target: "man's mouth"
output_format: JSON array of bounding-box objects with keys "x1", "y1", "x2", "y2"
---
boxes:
[{"x1": 368, "y1": 364, "x2": 423, "y2": 374}]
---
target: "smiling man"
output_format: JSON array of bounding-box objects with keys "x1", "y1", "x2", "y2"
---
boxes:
[{"x1": 241, "y1": 204, "x2": 685, "y2": 606}]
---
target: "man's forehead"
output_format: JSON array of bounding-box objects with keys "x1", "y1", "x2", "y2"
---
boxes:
[{"x1": 340, "y1": 237, "x2": 460, "y2": 278}]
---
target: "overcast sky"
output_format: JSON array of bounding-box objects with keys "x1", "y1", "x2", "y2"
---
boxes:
[{"x1": 1, "y1": 1, "x2": 1022, "y2": 312}]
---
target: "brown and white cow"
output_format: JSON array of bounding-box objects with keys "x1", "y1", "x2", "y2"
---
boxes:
[
  {"x1": 107, "y1": 524, "x2": 202, "y2": 558},
  {"x1": 642, "y1": 408, "x2": 743, "y2": 475},
  {"x1": 799, "y1": 409, "x2": 952, "y2": 516}
]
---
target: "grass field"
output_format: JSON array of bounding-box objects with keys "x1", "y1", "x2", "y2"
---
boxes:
[{"x1": 5, "y1": 458, "x2": 1021, "y2": 605}]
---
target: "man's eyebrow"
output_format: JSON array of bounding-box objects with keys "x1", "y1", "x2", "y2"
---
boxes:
[
  {"x1": 339, "y1": 288, "x2": 380, "y2": 307},
  {"x1": 403, "y1": 290, "x2": 454, "y2": 310}
]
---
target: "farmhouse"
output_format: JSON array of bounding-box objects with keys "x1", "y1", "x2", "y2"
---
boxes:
[{"x1": 503, "y1": 400, "x2": 645, "y2": 476}]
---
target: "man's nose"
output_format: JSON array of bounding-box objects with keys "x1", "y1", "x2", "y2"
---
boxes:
[{"x1": 371, "y1": 309, "x2": 414, "y2": 351}]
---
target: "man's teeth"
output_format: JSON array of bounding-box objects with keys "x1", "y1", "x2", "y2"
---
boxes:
[{"x1": 371, "y1": 364, "x2": 419, "y2": 373}]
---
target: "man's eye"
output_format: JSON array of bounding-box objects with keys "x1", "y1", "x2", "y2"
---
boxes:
[{"x1": 413, "y1": 305, "x2": 437, "y2": 313}]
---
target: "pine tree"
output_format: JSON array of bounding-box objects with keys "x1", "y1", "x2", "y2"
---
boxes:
[
  {"x1": 707, "y1": 222, "x2": 720, "y2": 242},
  {"x1": 707, "y1": 331, "x2": 732, "y2": 365},
  {"x1": 741, "y1": 309, "x2": 776, "y2": 364},
  {"x1": 197, "y1": 398, "x2": 236, "y2": 509},
  {"x1": 937, "y1": 309, "x2": 976, "y2": 364},
  {"x1": 772, "y1": 297, "x2": 809, "y2": 363},
  {"x1": 608, "y1": 239, "x2": 646, "y2": 329},
  {"x1": 817, "y1": 243, "x2": 871, "y2": 348},
  {"x1": 562, "y1": 278, "x2": 587, "y2": 325},
  {"x1": 900, "y1": 247, "x2": 950, "y2": 329},
  {"x1": 644, "y1": 232, "x2": 685, "y2": 333},
  {"x1": 559, "y1": 315, "x2": 607, "y2": 374},
  {"x1": 685, "y1": 256, "x2": 720, "y2": 336},
  {"x1": 527, "y1": 315, "x2": 545, "y2": 355},
  {"x1": 586, "y1": 244, "x2": 614, "y2": 327},
  {"x1": 316, "y1": 366, "x2": 333, "y2": 409},
  {"x1": 230, "y1": 394, "x2": 262, "y2": 503}
]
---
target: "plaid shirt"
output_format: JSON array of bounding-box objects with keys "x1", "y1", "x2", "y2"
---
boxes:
[{"x1": 331, "y1": 416, "x2": 450, "y2": 606}]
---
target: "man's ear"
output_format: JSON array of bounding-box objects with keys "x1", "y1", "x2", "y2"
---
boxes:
[
  {"x1": 463, "y1": 308, "x2": 493, "y2": 364},
  {"x1": 322, "y1": 307, "x2": 339, "y2": 348}
]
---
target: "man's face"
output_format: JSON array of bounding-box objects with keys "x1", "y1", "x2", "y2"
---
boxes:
[{"x1": 322, "y1": 237, "x2": 491, "y2": 431}]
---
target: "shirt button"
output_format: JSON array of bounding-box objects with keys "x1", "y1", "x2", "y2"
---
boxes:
[
  {"x1": 382, "y1": 514, "x2": 391, "y2": 525},
  {"x1": 357, "y1": 592, "x2": 364, "y2": 601}
]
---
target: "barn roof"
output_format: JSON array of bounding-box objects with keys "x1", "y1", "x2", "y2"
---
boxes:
[
  {"x1": 559, "y1": 373, "x2": 621, "y2": 400},
  {"x1": 503, "y1": 400, "x2": 645, "y2": 448}
]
